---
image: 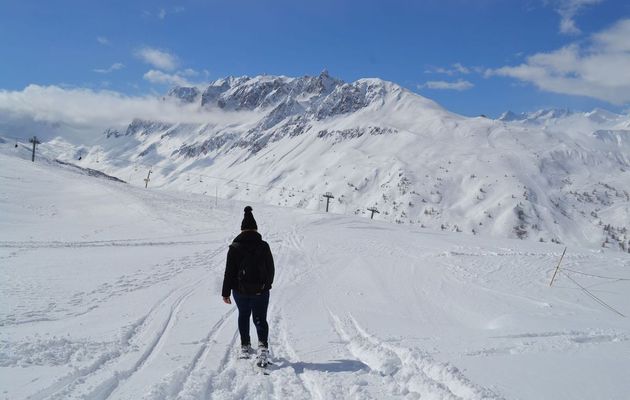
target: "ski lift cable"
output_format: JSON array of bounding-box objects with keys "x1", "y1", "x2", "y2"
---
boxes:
[
  {"x1": 21, "y1": 147, "x2": 326, "y2": 199},
  {"x1": 1, "y1": 135, "x2": 31, "y2": 141},
  {"x1": 560, "y1": 270, "x2": 625, "y2": 317},
  {"x1": 561, "y1": 267, "x2": 630, "y2": 281},
  {"x1": 1, "y1": 135, "x2": 28, "y2": 148},
  {"x1": 5, "y1": 138, "x2": 335, "y2": 204},
  {"x1": 98, "y1": 152, "x2": 307, "y2": 193}
]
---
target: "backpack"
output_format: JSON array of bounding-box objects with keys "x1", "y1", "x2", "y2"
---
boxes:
[{"x1": 232, "y1": 242, "x2": 267, "y2": 294}]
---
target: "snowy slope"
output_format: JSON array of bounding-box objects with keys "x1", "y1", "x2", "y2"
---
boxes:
[
  {"x1": 2, "y1": 149, "x2": 630, "y2": 400},
  {"x1": 6, "y1": 72, "x2": 627, "y2": 252}
]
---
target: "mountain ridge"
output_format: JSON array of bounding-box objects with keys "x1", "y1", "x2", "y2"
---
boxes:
[{"x1": 8, "y1": 72, "x2": 630, "y2": 251}]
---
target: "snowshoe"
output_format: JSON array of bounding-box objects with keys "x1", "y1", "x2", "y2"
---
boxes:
[
  {"x1": 256, "y1": 346, "x2": 269, "y2": 368},
  {"x1": 239, "y1": 344, "x2": 252, "y2": 359}
]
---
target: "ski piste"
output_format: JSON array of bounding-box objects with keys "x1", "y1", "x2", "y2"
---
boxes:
[{"x1": 4, "y1": 150, "x2": 630, "y2": 399}]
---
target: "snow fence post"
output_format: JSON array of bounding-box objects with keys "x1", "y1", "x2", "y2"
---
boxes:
[{"x1": 549, "y1": 247, "x2": 567, "y2": 287}]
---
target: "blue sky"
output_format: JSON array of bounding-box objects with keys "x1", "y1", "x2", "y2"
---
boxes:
[{"x1": 1, "y1": 0, "x2": 629, "y2": 117}]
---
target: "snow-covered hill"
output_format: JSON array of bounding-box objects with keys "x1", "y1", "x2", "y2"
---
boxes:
[
  {"x1": 4, "y1": 72, "x2": 630, "y2": 251},
  {"x1": 1, "y1": 149, "x2": 630, "y2": 400}
]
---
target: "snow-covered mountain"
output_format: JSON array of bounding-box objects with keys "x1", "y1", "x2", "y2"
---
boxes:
[
  {"x1": 498, "y1": 107, "x2": 625, "y2": 125},
  {"x1": 498, "y1": 108, "x2": 573, "y2": 123},
  {"x1": 9, "y1": 71, "x2": 630, "y2": 251}
]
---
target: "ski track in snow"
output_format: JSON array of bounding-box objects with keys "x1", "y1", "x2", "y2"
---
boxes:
[
  {"x1": 328, "y1": 311, "x2": 503, "y2": 400},
  {"x1": 90, "y1": 288, "x2": 196, "y2": 399},
  {"x1": 23, "y1": 246, "x2": 227, "y2": 400},
  {"x1": 180, "y1": 228, "x2": 326, "y2": 400},
  {"x1": 0, "y1": 239, "x2": 219, "y2": 249},
  {"x1": 464, "y1": 330, "x2": 630, "y2": 357},
  {"x1": 1, "y1": 246, "x2": 226, "y2": 327},
  {"x1": 6, "y1": 226, "x2": 627, "y2": 400},
  {"x1": 27, "y1": 283, "x2": 196, "y2": 400}
]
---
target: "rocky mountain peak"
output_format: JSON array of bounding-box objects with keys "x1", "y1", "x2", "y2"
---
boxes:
[
  {"x1": 167, "y1": 86, "x2": 200, "y2": 104},
  {"x1": 178, "y1": 72, "x2": 402, "y2": 116}
]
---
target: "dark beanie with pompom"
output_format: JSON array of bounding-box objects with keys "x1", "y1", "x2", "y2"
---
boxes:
[{"x1": 241, "y1": 206, "x2": 258, "y2": 230}]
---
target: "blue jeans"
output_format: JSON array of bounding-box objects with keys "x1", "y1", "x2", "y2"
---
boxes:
[{"x1": 233, "y1": 290, "x2": 269, "y2": 347}]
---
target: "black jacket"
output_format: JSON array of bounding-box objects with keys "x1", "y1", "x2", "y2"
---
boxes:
[{"x1": 221, "y1": 231, "x2": 275, "y2": 297}]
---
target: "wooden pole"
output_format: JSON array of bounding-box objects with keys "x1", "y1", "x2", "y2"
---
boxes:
[{"x1": 549, "y1": 247, "x2": 567, "y2": 287}]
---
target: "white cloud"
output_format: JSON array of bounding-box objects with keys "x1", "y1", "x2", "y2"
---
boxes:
[
  {"x1": 93, "y1": 63, "x2": 125, "y2": 74},
  {"x1": 143, "y1": 70, "x2": 192, "y2": 86},
  {"x1": 549, "y1": 0, "x2": 603, "y2": 35},
  {"x1": 135, "y1": 47, "x2": 179, "y2": 71},
  {"x1": 97, "y1": 36, "x2": 111, "y2": 46},
  {"x1": 180, "y1": 68, "x2": 199, "y2": 77},
  {"x1": 488, "y1": 18, "x2": 630, "y2": 104},
  {"x1": 452, "y1": 63, "x2": 471, "y2": 74},
  {"x1": 420, "y1": 79, "x2": 474, "y2": 91},
  {"x1": 143, "y1": 7, "x2": 183, "y2": 20},
  {"x1": 0, "y1": 85, "x2": 249, "y2": 141},
  {"x1": 425, "y1": 63, "x2": 471, "y2": 75}
]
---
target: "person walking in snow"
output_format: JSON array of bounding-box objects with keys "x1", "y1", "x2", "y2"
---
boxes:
[{"x1": 222, "y1": 206, "x2": 275, "y2": 366}]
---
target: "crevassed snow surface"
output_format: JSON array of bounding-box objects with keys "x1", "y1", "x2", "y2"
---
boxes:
[{"x1": 1, "y1": 150, "x2": 630, "y2": 400}]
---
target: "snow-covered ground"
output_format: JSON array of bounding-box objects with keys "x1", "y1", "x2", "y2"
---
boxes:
[{"x1": 1, "y1": 149, "x2": 630, "y2": 400}]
